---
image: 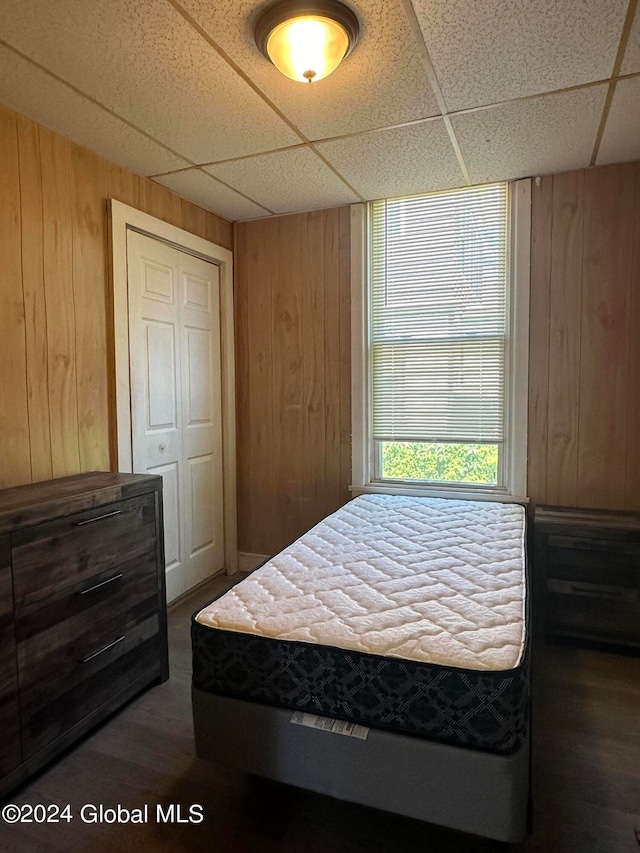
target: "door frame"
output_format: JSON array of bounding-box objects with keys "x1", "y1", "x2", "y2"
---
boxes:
[{"x1": 109, "y1": 199, "x2": 237, "y2": 575}]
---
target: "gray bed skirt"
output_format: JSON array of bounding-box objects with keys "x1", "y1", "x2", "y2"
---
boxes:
[{"x1": 192, "y1": 687, "x2": 530, "y2": 843}]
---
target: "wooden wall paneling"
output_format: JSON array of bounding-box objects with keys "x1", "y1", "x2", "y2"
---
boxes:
[
  {"x1": 144, "y1": 180, "x2": 183, "y2": 228},
  {"x1": 70, "y1": 143, "x2": 111, "y2": 472},
  {"x1": 0, "y1": 102, "x2": 235, "y2": 495},
  {"x1": 323, "y1": 209, "x2": 342, "y2": 517},
  {"x1": 234, "y1": 208, "x2": 351, "y2": 555},
  {"x1": 272, "y1": 216, "x2": 305, "y2": 551},
  {"x1": 0, "y1": 105, "x2": 31, "y2": 489},
  {"x1": 546, "y1": 170, "x2": 584, "y2": 506},
  {"x1": 338, "y1": 205, "x2": 352, "y2": 503},
  {"x1": 143, "y1": 181, "x2": 232, "y2": 250},
  {"x1": 16, "y1": 114, "x2": 52, "y2": 484},
  {"x1": 106, "y1": 163, "x2": 138, "y2": 209},
  {"x1": 181, "y1": 199, "x2": 207, "y2": 240},
  {"x1": 39, "y1": 127, "x2": 81, "y2": 478},
  {"x1": 245, "y1": 220, "x2": 276, "y2": 555},
  {"x1": 527, "y1": 175, "x2": 553, "y2": 505},
  {"x1": 626, "y1": 164, "x2": 640, "y2": 510},
  {"x1": 301, "y1": 211, "x2": 327, "y2": 531},
  {"x1": 577, "y1": 164, "x2": 635, "y2": 508},
  {"x1": 206, "y1": 210, "x2": 233, "y2": 252}
]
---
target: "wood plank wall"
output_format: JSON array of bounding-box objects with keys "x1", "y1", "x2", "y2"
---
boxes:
[
  {"x1": 3, "y1": 95, "x2": 638, "y2": 550},
  {"x1": 529, "y1": 161, "x2": 640, "y2": 511},
  {"x1": 0, "y1": 103, "x2": 232, "y2": 491},
  {"x1": 235, "y1": 210, "x2": 351, "y2": 556},
  {"x1": 236, "y1": 161, "x2": 640, "y2": 555}
]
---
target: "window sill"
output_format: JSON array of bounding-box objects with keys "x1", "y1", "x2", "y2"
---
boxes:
[{"x1": 349, "y1": 483, "x2": 529, "y2": 504}]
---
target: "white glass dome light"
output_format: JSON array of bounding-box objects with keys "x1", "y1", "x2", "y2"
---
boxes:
[{"x1": 255, "y1": 0, "x2": 360, "y2": 84}]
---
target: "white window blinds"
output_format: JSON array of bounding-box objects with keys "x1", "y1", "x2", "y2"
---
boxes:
[{"x1": 370, "y1": 183, "x2": 508, "y2": 445}]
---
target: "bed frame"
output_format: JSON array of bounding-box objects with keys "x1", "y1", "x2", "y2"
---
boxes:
[
  {"x1": 191, "y1": 498, "x2": 531, "y2": 843},
  {"x1": 192, "y1": 688, "x2": 530, "y2": 843}
]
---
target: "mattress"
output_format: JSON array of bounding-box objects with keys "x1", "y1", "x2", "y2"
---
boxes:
[{"x1": 192, "y1": 494, "x2": 529, "y2": 754}]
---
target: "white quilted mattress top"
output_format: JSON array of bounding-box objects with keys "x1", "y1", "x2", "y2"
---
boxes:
[{"x1": 196, "y1": 495, "x2": 527, "y2": 672}]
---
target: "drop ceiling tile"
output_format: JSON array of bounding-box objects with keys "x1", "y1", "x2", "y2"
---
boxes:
[
  {"x1": 154, "y1": 170, "x2": 269, "y2": 222},
  {"x1": 412, "y1": 0, "x2": 627, "y2": 111},
  {"x1": 0, "y1": 43, "x2": 188, "y2": 175},
  {"x1": 0, "y1": 0, "x2": 300, "y2": 163},
  {"x1": 621, "y1": 9, "x2": 640, "y2": 73},
  {"x1": 598, "y1": 77, "x2": 640, "y2": 165},
  {"x1": 315, "y1": 120, "x2": 465, "y2": 200},
  {"x1": 178, "y1": 0, "x2": 441, "y2": 140},
  {"x1": 205, "y1": 148, "x2": 360, "y2": 214},
  {"x1": 451, "y1": 85, "x2": 607, "y2": 185}
]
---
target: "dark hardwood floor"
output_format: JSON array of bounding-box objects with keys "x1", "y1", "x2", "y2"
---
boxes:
[{"x1": 1, "y1": 575, "x2": 638, "y2": 852}]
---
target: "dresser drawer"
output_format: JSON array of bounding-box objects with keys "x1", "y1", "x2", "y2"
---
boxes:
[
  {"x1": 0, "y1": 537, "x2": 18, "y2": 700},
  {"x1": 12, "y1": 493, "x2": 156, "y2": 608},
  {"x1": 0, "y1": 692, "x2": 21, "y2": 777},
  {"x1": 16, "y1": 552, "x2": 159, "y2": 685},
  {"x1": 547, "y1": 583, "x2": 639, "y2": 645},
  {"x1": 21, "y1": 617, "x2": 160, "y2": 757},
  {"x1": 546, "y1": 537, "x2": 640, "y2": 588},
  {"x1": 0, "y1": 529, "x2": 18, "y2": 777},
  {"x1": 536, "y1": 505, "x2": 640, "y2": 649},
  {"x1": 0, "y1": 472, "x2": 167, "y2": 799}
]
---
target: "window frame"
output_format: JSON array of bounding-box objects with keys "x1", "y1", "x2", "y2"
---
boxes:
[{"x1": 350, "y1": 179, "x2": 531, "y2": 503}]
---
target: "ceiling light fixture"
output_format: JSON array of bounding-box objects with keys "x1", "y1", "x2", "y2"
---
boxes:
[{"x1": 255, "y1": 0, "x2": 360, "y2": 84}]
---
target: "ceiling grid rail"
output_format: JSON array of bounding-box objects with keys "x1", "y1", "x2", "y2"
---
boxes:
[
  {"x1": 0, "y1": 33, "x2": 274, "y2": 214},
  {"x1": 399, "y1": 0, "x2": 471, "y2": 186},
  {"x1": 1, "y1": 0, "x2": 639, "y2": 218},
  {"x1": 166, "y1": 0, "x2": 365, "y2": 202},
  {"x1": 590, "y1": 0, "x2": 638, "y2": 165}
]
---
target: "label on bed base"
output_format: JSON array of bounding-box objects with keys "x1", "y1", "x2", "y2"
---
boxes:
[{"x1": 290, "y1": 712, "x2": 369, "y2": 740}]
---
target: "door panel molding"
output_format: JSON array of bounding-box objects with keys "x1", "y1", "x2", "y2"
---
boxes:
[{"x1": 109, "y1": 199, "x2": 237, "y2": 575}]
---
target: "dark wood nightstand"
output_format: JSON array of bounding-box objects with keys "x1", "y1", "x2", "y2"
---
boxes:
[{"x1": 534, "y1": 505, "x2": 640, "y2": 650}]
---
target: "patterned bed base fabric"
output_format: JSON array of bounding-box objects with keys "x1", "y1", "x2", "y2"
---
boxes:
[{"x1": 191, "y1": 618, "x2": 530, "y2": 754}]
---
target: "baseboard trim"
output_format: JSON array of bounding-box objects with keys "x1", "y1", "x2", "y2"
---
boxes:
[{"x1": 238, "y1": 552, "x2": 271, "y2": 572}]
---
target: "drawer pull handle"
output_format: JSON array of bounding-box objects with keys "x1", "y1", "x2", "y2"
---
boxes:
[
  {"x1": 74, "y1": 510, "x2": 122, "y2": 527},
  {"x1": 80, "y1": 635, "x2": 125, "y2": 664},
  {"x1": 77, "y1": 573, "x2": 124, "y2": 596}
]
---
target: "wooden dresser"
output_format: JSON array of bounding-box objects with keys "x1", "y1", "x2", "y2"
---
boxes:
[
  {"x1": 534, "y1": 505, "x2": 640, "y2": 650},
  {"x1": 0, "y1": 472, "x2": 168, "y2": 797}
]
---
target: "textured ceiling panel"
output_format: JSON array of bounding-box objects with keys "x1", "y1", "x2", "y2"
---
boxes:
[
  {"x1": 0, "y1": 43, "x2": 189, "y2": 175},
  {"x1": 178, "y1": 0, "x2": 440, "y2": 140},
  {"x1": 0, "y1": 0, "x2": 636, "y2": 210},
  {"x1": 452, "y1": 86, "x2": 607, "y2": 184},
  {"x1": 413, "y1": 0, "x2": 627, "y2": 111},
  {"x1": 0, "y1": 0, "x2": 300, "y2": 163},
  {"x1": 315, "y1": 120, "x2": 465, "y2": 200},
  {"x1": 597, "y1": 77, "x2": 640, "y2": 165},
  {"x1": 205, "y1": 147, "x2": 360, "y2": 214},
  {"x1": 154, "y1": 169, "x2": 270, "y2": 221},
  {"x1": 620, "y1": 9, "x2": 640, "y2": 73}
]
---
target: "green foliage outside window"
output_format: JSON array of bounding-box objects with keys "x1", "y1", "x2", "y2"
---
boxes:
[{"x1": 381, "y1": 442, "x2": 498, "y2": 486}]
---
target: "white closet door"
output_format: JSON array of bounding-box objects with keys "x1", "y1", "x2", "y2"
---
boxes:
[{"x1": 127, "y1": 230, "x2": 224, "y2": 603}]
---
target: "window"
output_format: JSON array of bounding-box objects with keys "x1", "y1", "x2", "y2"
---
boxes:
[{"x1": 351, "y1": 181, "x2": 530, "y2": 500}]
